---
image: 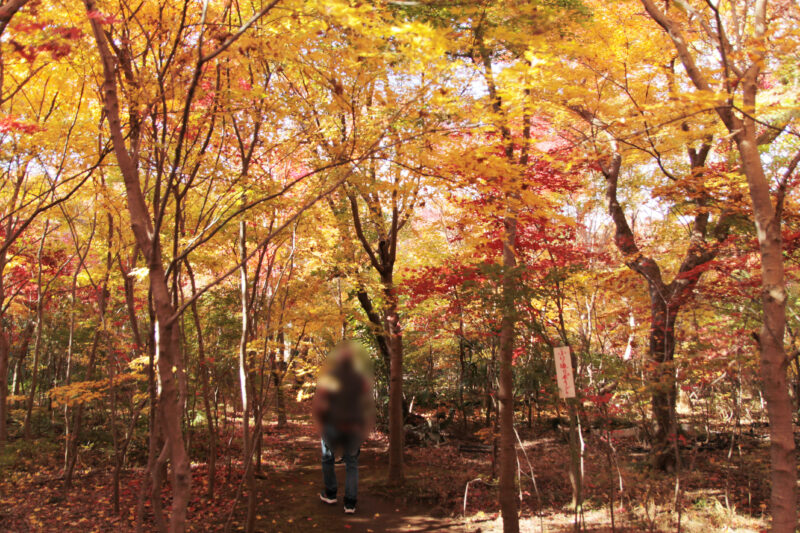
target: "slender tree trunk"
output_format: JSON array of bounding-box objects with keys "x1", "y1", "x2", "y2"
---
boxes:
[
  {"x1": 0, "y1": 0, "x2": 31, "y2": 452},
  {"x1": 238, "y1": 219, "x2": 257, "y2": 533},
  {"x1": 274, "y1": 330, "x2": 287, "y2": 428},
  {"x1": 65, "y1": 216, "x2": 112, "y2": 488},
  {"x1": 497, "y1": 215, "x2": 519, "y2": 533},
  {"x1": 61, "y1": 210, "x2": 95, "y2": 469},
  {"x1": 275, "y1": 372, "x2": 287, "y2": 428},
  {"x1": 64, "y1": 316, "x2": 103, "y2": 487},
  {"x1": 485, "y1": 365, "x2": 493, "y2": 428},
  {"x1": 187, "y1": 263, "x2": 216, "y2": 499},
  {"x1": 63, "y1": 266, "x2": 80, "y2": 469},
  {"x1": 23, "y1": 223, "x2": 49, "y2": 439},
  {"x1": 109, "y1": 356, "x2": 120, "y2": 514},
  {"x1": 737, "y1": 137, "x2": 796, "y2": 532},
  {"x1": 0, "y1": 228, "x2": 8, "y2": 447},
  {"x1": 12, "y1": 321, "x2": 34, "y2": 396},
  {"x1": 147, "y1": 441, "x2": 170, "y2": 533},
  {"x1": 136, "y1": 309, "x2": 164, "y2": 533},
  {"x1": 383, "y1": 274, "x2": 405, "y2": 484},
  {"x1": 458, "y1": 334, "x2": 468, "y2": 431},
  {"x1": 0, "y1": 322, "x2": 8, "y2": 445}
]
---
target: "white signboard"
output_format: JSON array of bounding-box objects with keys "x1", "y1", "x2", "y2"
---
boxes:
[{"x1": 554, "y1": 346, "x2": 575, "y2": 399}]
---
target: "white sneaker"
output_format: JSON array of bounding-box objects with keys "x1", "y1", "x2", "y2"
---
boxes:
[{"x1": 319, "y1": 492, "x2": 337, "y2": 505}]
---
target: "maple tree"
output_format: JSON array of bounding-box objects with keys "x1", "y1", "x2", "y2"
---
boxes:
[
  {"x1": 520, "y1": 0, "x2": 746, "y2": 470},
  {"x1": 628, "y1": 1, "x2": 800, "y2": 529}
]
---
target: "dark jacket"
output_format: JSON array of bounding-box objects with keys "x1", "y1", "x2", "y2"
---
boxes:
[{"x1": 313, "y1": 360, "x2": 369, "y2": 431}]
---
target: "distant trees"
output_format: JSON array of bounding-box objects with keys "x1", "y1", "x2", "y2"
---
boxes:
[{"x1": 0, "y1": 0, "x2": 98, "y2": 447}]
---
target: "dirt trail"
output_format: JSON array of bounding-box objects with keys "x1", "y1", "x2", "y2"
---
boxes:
[{"x1": 250, "y1": 426, "x2": 469, "y2": 533}]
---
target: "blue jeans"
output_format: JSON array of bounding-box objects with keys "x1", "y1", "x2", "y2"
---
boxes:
[{"x1": 321, "y1": 425, "x2": 361, "y2": 505}]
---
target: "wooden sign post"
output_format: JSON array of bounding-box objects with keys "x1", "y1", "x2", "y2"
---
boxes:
[
  {"x1": 554, "y1": 346, "x2": 575, "y2": 398},
  {"x1": 554, "y1": 345, "x2": 583, "y2": 530}
]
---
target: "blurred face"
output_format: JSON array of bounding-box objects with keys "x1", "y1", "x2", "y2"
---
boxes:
[{"x1": 334, "y1": 347, "x2": 354, "y2": 366}]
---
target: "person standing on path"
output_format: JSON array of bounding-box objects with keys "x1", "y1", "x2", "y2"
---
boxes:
[{"x1": 313, "y1": 342, "x2": 373, "y2": 514}]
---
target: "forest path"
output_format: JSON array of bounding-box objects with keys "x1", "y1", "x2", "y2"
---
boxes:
[{"x1": 249, "y1": 418, "x2": 471, "y2": 532}]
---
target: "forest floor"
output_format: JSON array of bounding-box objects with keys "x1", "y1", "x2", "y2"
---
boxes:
[{"x1": 0, "y1": 401, "x2": 775, "y2": 532}]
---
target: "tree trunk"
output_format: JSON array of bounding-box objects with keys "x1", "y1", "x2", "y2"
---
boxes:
[
  {"x1": 154, "y1": 318, "x2": 192, "y2": 531},
  {"x1": 458, "y1": 334, "x2": 468, "y2": 431},
  {"x1": 384, "y1": 275, "x2": 405, "y2": 484},
  {"x1": 355, "y1": 288, "x2": 392, "y2": 383},
  {"x1": 136, "y1": 311, "x2": 165, "y2": 533},
  {"x1": 0, "y1": 0, "x2": 31, "y2": 452},
  {"x1": 737, "y1": 136, "x2": 796, "y2": 533},
  {"x1": 63, "y1": 264, "x2": 80, "y2": 468},
  {"x1": 0, "y1": 216, "x2": 8, "y2": 447},
  {"x1": 0, "y1": 325, "x2": 8, "y2": 445},
  {"x1": 238, "y1": 219, "x2": 257, "y2": 533},
  {"x1": 648, "y1": 297, "x2": 678, "y2": 471},
  {"x1": 275, "y1": 372, "x2": 287, "y2": 428},
  {"x1": 497, "y1": 215, "x2": 519, "y2": 533},
  {"x1": 11, "y1": 321, "x2": 34, "y2": 396},
  {"x1": 344, "y1": 181, "x2": 407, "y2": 485},
  {"x1": 109, "y1": 356, "x2": 120, "y2": 513},
  {"x1": 634, "y1": 2, "x2": 797, "y2": 527},
  {"x1": 23, "y1": 223, "x2": 49, "y2": 439},
  {"x1": 64, "y1": 304, "x2": 104, "y2": 487},
  {"x1": 274, "y1": 330, "x2": 287, "y2": 428},
  {"x1": 187, "y1": 263, "x2": 216, "y2": 499},
  {"x1": 474, "y1": 28, "x2": 521, "y2": 531},
  {"x1": 600, "y1": 148, "x2": 724, "y2": 471},
  {"x1": 65, "y1": 216, "x2": 112, "y2": 488},
  {"x1": 85, "y1": 5, "x2": 192, "y2": 528}
]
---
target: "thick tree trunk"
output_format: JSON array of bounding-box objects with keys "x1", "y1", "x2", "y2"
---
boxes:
[
  {"x1": 344, "y1": 181, "x2": 407, "y2": 485},
  {"x1": 600, "y1": 149, "x2": 724, "y2": 472},
  {"x1": 154, "y1": 317, "x2": 192, "y2": 531},
  {"x1": 474, "y1": 29, "x2": 521, "y2": 531},
  {"x1": 497, "y1": 215, "x2": 519, "y2": 533},
  {"x1": 648, "y1": 297, "x2": 678, "y2": 471}
]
